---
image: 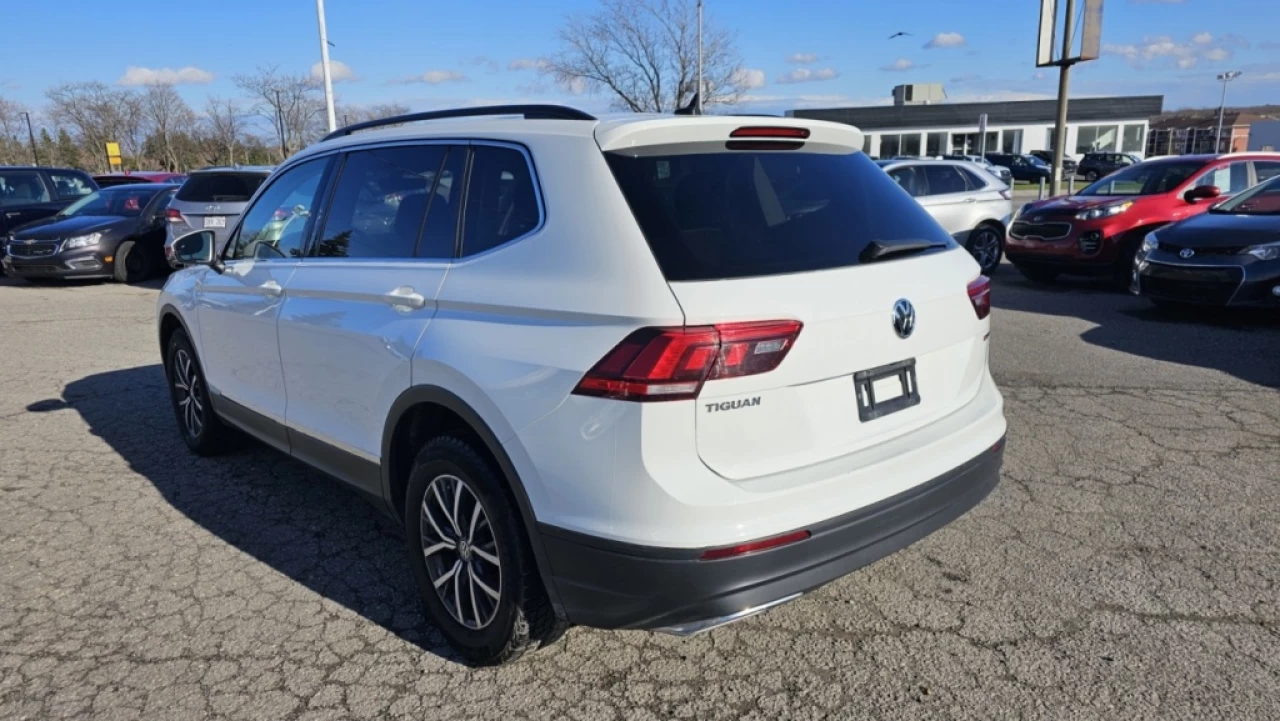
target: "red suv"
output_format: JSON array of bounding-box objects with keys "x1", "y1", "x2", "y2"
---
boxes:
[{"x1": 1006, "y1": 153, "x2": 1280, "y2": 285}]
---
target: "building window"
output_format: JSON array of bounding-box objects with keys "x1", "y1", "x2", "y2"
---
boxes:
[
  {"x1": 984, "y1": 131, "x2": 998, "y2": 154},
  {"x1": 880, "y1": 134, "x2": 901, "y2": 158},
  {"x1": 926, "y1": 132, "x2": 946, "y2": 157},
  {"x1": 1001, "y1": 129, "x2": 1023, "y2": 154},
  {"x1": 901, "y1": 133, "x2": 922, "y2": 157},
  {"x1": 1076, "y1": 125, "x2": 1120, "y2": 155},
  {"x1": 1122, "y1": 124, "x2": 1145, "y2": 154},
  {"x1": 862, "y1": 134, "x2": 872, "y2": 155}
]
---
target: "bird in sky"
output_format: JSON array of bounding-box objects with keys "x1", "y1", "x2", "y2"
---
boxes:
[{"x1": 888, "y1": 31, "x2": 912, "y2": 39}]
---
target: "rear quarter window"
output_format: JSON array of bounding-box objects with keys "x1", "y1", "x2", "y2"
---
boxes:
[
  {"x1": 606, "y1": 150, "x2": 953, "y2": 281},
  {"x1": 176, "y1": 172, "x2": 268, "y2": 203}
]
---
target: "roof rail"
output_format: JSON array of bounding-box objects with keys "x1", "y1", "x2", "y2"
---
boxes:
[{"x1": 321, "y1": 104, "x2": 597, "y2": 142}]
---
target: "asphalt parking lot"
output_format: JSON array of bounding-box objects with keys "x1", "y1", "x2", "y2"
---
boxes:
[{"x1": 1, "y1": 268, "x2": 1277, "y2": 721}]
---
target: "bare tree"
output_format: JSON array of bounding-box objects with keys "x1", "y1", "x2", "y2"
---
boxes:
[
  {"x1": 45, "y1": 82, "x2": 127, "y2": 170},
  {"x1": 335, "y1": 102, "x2": 411, "y2": 128},
  {"x1": 541, "y1": 0, "x2": 746, "y2": 112},
  {"x1": 0, "y1": 95, "x2": 30, "y2": 165},
  {"x1": 116, "y1": 92, "x2": 149, "y2": 168},
  {"x1": 205, "y1": 96, "x2": 245, "y2": 166},
  {"x1": 142, "y1": 84, "x2": 195, "y2": 171},
  {"x1": 233, "y1": 66, "x2": 325, "y2": 160}
]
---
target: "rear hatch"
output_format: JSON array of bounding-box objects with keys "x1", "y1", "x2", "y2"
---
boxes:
[
  {"x1": 599, "y1": 119, "x2": 991, "y2": 479},
  {"x1": 168, "y1": 171, "x2": 268, "y2": 250}
]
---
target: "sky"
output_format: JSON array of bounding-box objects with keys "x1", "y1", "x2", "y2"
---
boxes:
[{"x1": 2, "y1": 0, "x2": 1278, "y2": 125}]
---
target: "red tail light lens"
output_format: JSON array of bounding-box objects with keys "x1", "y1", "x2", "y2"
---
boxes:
[
  {"x1": 165, "y1": 208, "x2": 184, "y2": 223},
  {"x1": 573, "y1": 320, "x2": 803, "y2": 401},
  {"x1": 730, "y1": 126, "x2": 811, "y2": 139},
  {"x1": 700, "y1": 529, "x2": 811, "y2": 560},
  {"x1": 968, "y1": 276, "x2": 992, "y2": 320}
]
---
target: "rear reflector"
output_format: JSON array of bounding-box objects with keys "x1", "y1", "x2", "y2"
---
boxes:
[
  {"x1": 730, "y1": 126, "x2": 811, "y2": 139},
  {"x1": 573, "y1": 320, "x2": 803, "y2": 402},
  {"x1": 968, "y1": 276, "x2": 992, "y2": 320},
  {"x1": 700, "y1": 530, "x2": 811, "y2": 560},
  {"x1": 165, "y1": 208, "x2": 184, "y2": 223}
]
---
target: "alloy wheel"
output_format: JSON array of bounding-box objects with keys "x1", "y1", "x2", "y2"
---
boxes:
[
  {"x1": 420, "y1": 474, "x2": 502, "y2": 630},
  {"x1": 971, "y1": 229, "x2": 1002, "y2": 271},
  {"x1": 172, "y1": 349, "x2": 204, "y2": 439}
]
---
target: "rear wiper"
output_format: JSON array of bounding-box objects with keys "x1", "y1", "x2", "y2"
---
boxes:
[{"x1": 860, "y1": 239, "x2": 949, "y2": 263}]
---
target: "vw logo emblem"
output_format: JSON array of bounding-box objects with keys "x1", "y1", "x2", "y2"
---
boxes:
[
  {"x1": 1179, "y1": 248, "x2": 1195, "y2": 259},
  {"x1": 892, "y1": 299, "x2": 916, "y2": 339}
]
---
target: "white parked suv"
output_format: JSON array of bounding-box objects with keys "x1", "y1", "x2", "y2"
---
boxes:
[{"x1": 158, "y1": 105, "x2": 1007, "y2": 665}]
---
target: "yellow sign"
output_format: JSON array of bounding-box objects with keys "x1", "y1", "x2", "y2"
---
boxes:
[{"x1": 105, "y1": 142, "x2": 120, "y2": 157}]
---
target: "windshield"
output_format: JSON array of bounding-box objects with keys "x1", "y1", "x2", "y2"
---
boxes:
[
  {"x1": 1211, "y1": 175, "x2": 1280, "y2": 215},
  {"x1": 1078, "y1": 161, "x2": 1201, "y2": 197},
  {"x1": 1027, "y1": 156, "x2": 1049, "y2": 168},
  {"x1": 58, "y1": 187, "x2": 160, "y2": 218}
]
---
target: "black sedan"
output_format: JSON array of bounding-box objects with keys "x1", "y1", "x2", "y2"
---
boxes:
[
  {"x1": 2, "y1": 185, "x2": 177, "y2": 283},
  {"x1": 1134, "y1": 176, "x2": 1280, "y2": 308}
]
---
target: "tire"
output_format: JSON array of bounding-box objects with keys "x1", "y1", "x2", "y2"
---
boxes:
[
  {"x1": 114, "y1": 239, "x2": 153, "y2": 283},
  {"x1": 165, "y1": 329, "x2": 233, "y2": 456},
  {"x1": 966, "y1": 224, "x2": 1004, "y2": 275},
  {"x1": 1111, "y1": 240, "x2": 1143, "y2": 290},
  {"x1": 1084, "y1": 170, "x2": 1099, "y2": 182},
  {"x1": 1016, "y1": 264, "x2": 1060, "y2": 284},
  {"x1": 404, "y1": 436, "x2": 566, "y2": 666}
]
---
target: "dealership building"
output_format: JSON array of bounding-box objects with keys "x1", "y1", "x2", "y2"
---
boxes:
[{"x1": 790, "y1": 85, "x2": 1163, "y2": 160}]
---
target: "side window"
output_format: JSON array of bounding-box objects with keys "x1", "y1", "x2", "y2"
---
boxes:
[
  {"x1": 923, "y1": 165, "x2": 968, "y2": 196},
  {"x1": 958, "y1": 167, "x2": 988, "y2": 190},
  {"x1": 418, "y1": 146, "x2": 465, "y2": 258},
  {"x1": 227, "y1": 158, "x2": 329, "y2": 261},
  {"x1": 887, "y1": 167, "x2": 921, "y2": 196},
  {"x1": 48, "y1": 171, "x2": 94, "y2": 199},
  {"x1": 1196, "y1": 162, "x2": 1251, "y2": 194},
  {"x1": 460, "y1": 145, "x2": 540, "y2": 256},
  {"x1": 0, "y1": 171, "x2": 51, "y2": 206},
  {"x1": 1255, "y1": 161, "x2": 1280, "y2": 183},
  {"x1": 315, "y1": 145, "x2": 447, "y2": 259}
]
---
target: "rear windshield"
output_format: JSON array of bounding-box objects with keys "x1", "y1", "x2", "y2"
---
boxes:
[
  {"x1": 176, "y1": 172, "x2": 267, "y2": 203},
  {"x1": 605, "y1": 150, "x2": 953, "y2": 281}
]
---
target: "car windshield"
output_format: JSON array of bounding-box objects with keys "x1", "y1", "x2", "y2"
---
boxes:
[
  {"x1": 1211, "y1": 175, "x2": 1280, "y2": 215},
  {"x1": 1027, "y1": 156, "x2": 1049, "y2": 168},
  {"x1": 1078, "y1": 161, "x2": 1202, "y2": 197},
  {"x1": 58, "y1": 187, "x2": 160, "y2": 218}
]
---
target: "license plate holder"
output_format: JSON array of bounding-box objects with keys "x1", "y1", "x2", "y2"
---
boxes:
[
  {"x1": 853, "y1": 358, "x2": 921, "y2": 422},
  {"x1": 204, "y1": 216, "x2": 226, "y2": 228}
]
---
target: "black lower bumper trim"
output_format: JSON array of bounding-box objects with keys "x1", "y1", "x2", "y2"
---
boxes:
[{"x1": 537, "y1": 440, "x2": 1005, "y2": 630}]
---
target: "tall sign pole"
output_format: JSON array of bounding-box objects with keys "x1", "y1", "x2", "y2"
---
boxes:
[
  {"x1": 1038, "y1": 0, "x2": 1102, "y2": 197},
  {"x1": 21, "y1": 111, "x2": 39, "y2": 166},
  {"x1": 696, "y1": 0, "x2": 704, "y2": 114},
  {"x1": 316, "y1": 0, "x2": 337, "y2": 133}
]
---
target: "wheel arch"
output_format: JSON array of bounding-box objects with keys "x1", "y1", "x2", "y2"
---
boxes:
[{"x1": 158, "y1": 303, "x2": 194, "y2": 361}]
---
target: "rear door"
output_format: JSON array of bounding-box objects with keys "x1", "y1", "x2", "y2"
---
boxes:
[
  {"x1": 0, "y1": 170, "x2": 59, "y2": 236},
  {"x1": 603, "y1": 132, "x2": 989, "y2": 479},
  {"x1": 171, "y1": 172, "x2": 267, "y2": 254},
  {"x1": 917, "y1": 164, "x2": 979, "y2": 239}
]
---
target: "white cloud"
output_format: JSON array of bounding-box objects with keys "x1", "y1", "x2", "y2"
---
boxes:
[
  {"x1": 393, "y1": 70, "x2": 467, "y2": 85},
  {"x1": 776, "y1": 67, "x2": 839, "y2": 84},
  {"x1": 1103, "y1": 33, "x2": 1237, "y2": 69},
  {"x1": 732, "y1": 68, "x2": 767, "y2": 90},
  {"x1": 117, "y1": 65, "x2": 214, "y2": 86},
  {"x1": 786, "y1": 53, "x2": 819, "y2": 64},
  {"x1": 1192, "y1": 32, "x2": 1213, "y2": 45},
  {"x1": 1202, "y1": 48, "x2": 1229, "y2": 62},
  {"x1": 508, "y1": 58, "x2": 549, "y2": 71},
  {"x1": 878, "y1": 58, "x2": 919, "y2": 72},
  {"x1": 466, "y1": 55, "x2": 500, "y2": 73},
  {"x1": 310, "y1": 60, "x2": 357, "y2": 83},
  {"x1": 924, "y1": 32, "x2": 967, "y2": 49}
]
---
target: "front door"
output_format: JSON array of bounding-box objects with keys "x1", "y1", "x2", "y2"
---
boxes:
[
  {"x1": 194, "y1": 157, "x2": 333, "y2": 448},
  {"x1": 277, "y1": 143, "x2": 463, "y2": 491}
]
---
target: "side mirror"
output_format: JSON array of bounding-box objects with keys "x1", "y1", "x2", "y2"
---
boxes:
[
  {"x1": 172, "y1": 230, "x2": 223, "y2": 272},
  {"x1": 1186, "y1": 185, "x2": 1221, "y2": 202}
]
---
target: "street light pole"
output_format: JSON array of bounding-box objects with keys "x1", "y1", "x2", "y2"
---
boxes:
[
  {"x1": 316, "y1": 0, "x2": 337, "y2": 133},
  {"x1": 696, "y1": 0, "x2": 703, "y2": 115},
  {"x1": 1215, "y1": 70, "x2": 1241, "y2": 154},
  {"x1": 20, "y1": 111, "x2": 39, "y2": 166}
]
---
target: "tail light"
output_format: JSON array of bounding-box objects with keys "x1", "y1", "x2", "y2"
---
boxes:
[
  {"x1": 968, "y1": 276, "x2": 992, "y2": 320},
  {"x1": 999, "y1": 189, "x2": 1012, "y2": 200},
  {"x1": 729, "y1": 126, "x2": 811, "y2": 139},
  {"x1": 700, "y1": 529, "x2": 811, "y2": 561},
  {"x1": 573, "y1": 320, "x2": 803, "y2": 402},
  {"x1": 165, "y1": 208, "x2": 184, "y2": 223}
]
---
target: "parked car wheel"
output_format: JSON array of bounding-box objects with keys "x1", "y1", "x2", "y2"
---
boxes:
[
  {"x1": 1083, "y1": 170, "x2": 1099, "y2": 182},
  {"x1": 114, "y1": 240, "x2": 154, "y2": 283},
  {"x1": 966, "y1": 223, "x2": 1004, "y2": 275},
  {"x1": 404, "y1": 436, "x2": 567, "y2": 666},
  {"x1": 1015, "y1": 264, "x2": 1060, "y2": 284},
  {"x1": 165, "y1": 329, "x2": 234, "y2": 455}
]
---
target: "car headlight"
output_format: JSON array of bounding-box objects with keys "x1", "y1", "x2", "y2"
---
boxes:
[
  {"x1": 1243, "y1": 242, "x2": 1280, "y2": 261},
  {"x1": 1075, "y1": 201, "x2": 1133, "y2": 221},
  {"x1": 63, "y1": 233, "x2": 102, "y2": 250},
  {"x1": 1141, "y1": 232, "x2": 1159, "y2": 253}
]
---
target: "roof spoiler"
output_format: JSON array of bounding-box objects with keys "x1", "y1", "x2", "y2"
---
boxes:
[{"x1": 322, "y1": 104, "x2": 597, "y2": 142}]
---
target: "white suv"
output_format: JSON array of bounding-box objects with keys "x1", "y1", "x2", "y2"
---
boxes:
[{"x1": 158, "y1": 105, "x2": 1006, "y2": 665}]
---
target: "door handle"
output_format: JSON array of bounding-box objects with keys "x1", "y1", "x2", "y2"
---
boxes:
[
  {"x1": 259, "y1": 280, "x2": 283, "y2": 297},
  {"x1": 964, "y1": 197, "x2": 978, "y2": 203},
  {"x1": 384, "y1": 286, "x2": 427, "y2": 309}
]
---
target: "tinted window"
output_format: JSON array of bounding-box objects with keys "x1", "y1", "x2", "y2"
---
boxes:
[
  {"x1": 1079, "y1": 161, "x2": 1202, "y2": 196},
  {"x1": 178, "y1": 172, "x2": 268, "y2": 203},
  {"x1": 1195, "y1": 162, "x2": 1251, "y2": 194},
  {"x1": 1255, "y1": 161, "x2": 1280, "y2": 183},
  {"x1": 605, "y1": 150, "x2": 953, "y2": 282},
  {"x1": 887, "y1": 166, "x2": 922, "y2": 196},
  {"x1": 923, "y1": 165, "x2": 969, "y2": 195},
  {"x1": 460, "y1": 145, "x2": 540, "y2": 256},
  {"x1": 957, "y1": 167, "x2": 989, "y2": 189},
  {"x1": 1215, "y1": 176, "x2": 1280, "y2": 215},
  {"x1": 48, "y1": 171, "x2": 94, "y2": 199},
  {"x1": 59, "y1": 187, "x2": 162, "y2": 218},
  {"x1": 227, "y1": 159, "x2": 328, "y2": 261},
  {"x1": 316, "y1": 145, "x2": 447, "y2": 259},
  {"x1": 419, "y1": 146, "x2": 465, "y2": 258},
  {"x1": 0, "y1": 171, "x2": 50, "y2": 206}
]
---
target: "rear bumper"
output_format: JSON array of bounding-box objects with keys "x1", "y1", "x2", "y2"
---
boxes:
[{"x1": 537, "y1": 439, "x2": 1004, "y2": 631}]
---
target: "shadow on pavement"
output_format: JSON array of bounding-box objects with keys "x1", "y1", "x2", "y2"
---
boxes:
[
  {"x1": 990, "y1": 265, "x2": 1280, "y2": 388},
  {"x1": 29, "y1": 365, "x2": 464, "y2": 664}
]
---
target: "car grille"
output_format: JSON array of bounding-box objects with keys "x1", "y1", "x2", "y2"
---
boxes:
[
  {"x1": 7, "y1": 241, "x2": 61, "y2": 258},
  {"x1": 1158, "y1": 242, "x2": 1245, "y2": 256},
  {"x1": 11, "y1": 265, "x2": 61, "y2": 274},
  {"x1": 1141, "y1": 263, "x2": 1243, "y2": 305},
  {"x1": 1011, "y1": 221, "x2": 1072, "y2": 241}
]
